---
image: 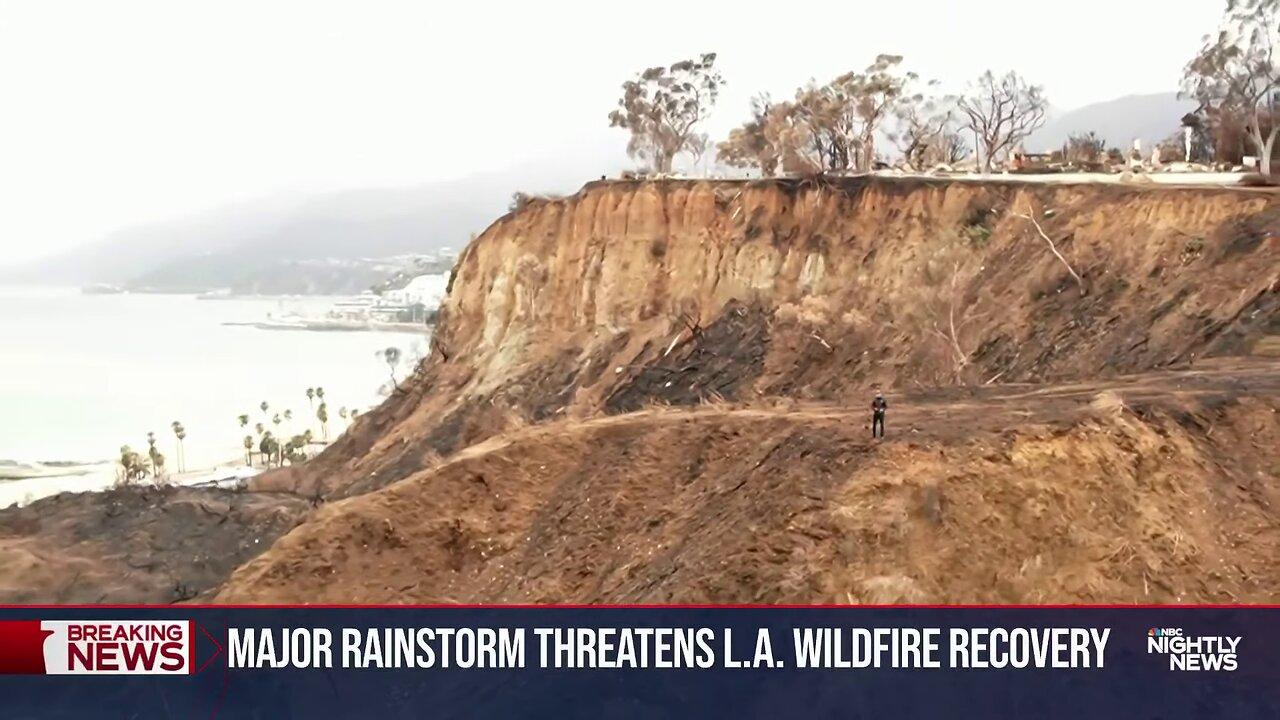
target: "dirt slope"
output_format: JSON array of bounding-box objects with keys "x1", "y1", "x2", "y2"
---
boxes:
[
  {"x1": 0, "y1": 486, "x2": 309, "y2": 603},
  {"x1": 218, "y1": 359, "x2": 1280, "y2": 604}
]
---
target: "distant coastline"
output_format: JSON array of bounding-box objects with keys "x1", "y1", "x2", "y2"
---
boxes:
[
  {"x1": 79, "y1": 251, "x2": 459, "y2": 298},
  {"x1": 0, "y1": 458, "x2": 106, "y2": 481},
  {"x1": 223, "y1": 318, "x2": 432, "y2": 334}
]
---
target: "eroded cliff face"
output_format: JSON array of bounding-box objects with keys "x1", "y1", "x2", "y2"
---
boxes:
[{"x1": 267, "y1": 177, "x2": 1279, "y2": 500}]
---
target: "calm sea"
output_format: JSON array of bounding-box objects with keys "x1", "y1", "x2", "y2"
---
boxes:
[{"x1": 0, "y1": 286, "x2": 427, "y2": 506}]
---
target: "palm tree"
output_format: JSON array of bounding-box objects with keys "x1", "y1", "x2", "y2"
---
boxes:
[
  {"x1": 315, "y1": 387, "x2": 325, "y2": 404},
  {"x1": 351, "y1": 408, "x2": 360, "y2": 420},
  {"x1": 146, "y1": 432, "x2": 165, "y2": 480},
  {"x1": 243, "y1": 435, "x2": 254, "y2": 466},
  {"x1": 383, "y1": 347, "x2": 402, "y2": 388},
  {"x1": 176, "y1": 427, "x2": 186, "y2": 472},
  {"x1": 118, "y1": 445, "x2": 149, "y2": 483},
  {"x1": 317, "y1": 403, "x2": 329, "y2": 440},
  {"x1": 283, "y1": 408, "x2": 293, "y2": 435},
  {"x1": 306, "y1": 387, "x2": 315, "y2": 409},
  {"x1": 260, "y1": 401, "x2": 269, "y2": 417},
  {"x1": 117, "y1": 445, "x2": 132, "y2": 482},
  {"x1": 254, "y1": 422, "x2": 264, "y2": 437},
  {"x1": 259, "y1": 432, "x2": 277, "y2": 468},
  {"x1": 170, "y1": 421, "x2": 186, "y2": 473}
]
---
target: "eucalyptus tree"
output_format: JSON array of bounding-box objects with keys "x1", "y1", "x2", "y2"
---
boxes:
[
  {"x1": 608, "y1": 53, "x2": 724, "y2": 173},
  {"x1": 1183, "y1": 0, "x2": 1280, "y2": 177}
]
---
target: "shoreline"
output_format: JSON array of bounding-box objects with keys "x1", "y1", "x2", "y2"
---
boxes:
[
  {"x1": 0, "y1": 459, "x2": 109, "y2": 480},
  {"x1": 223, "y1": 319, "x2": 433, "y2": 334},
  {"x1": 0, "y1": 287, "x2": 406, "y2": 511},
  {"x1": 0, "y1": 456, "x2": 265, "y2": 509}
]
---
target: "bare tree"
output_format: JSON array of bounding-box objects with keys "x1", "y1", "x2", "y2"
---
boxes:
[
  {"x1": 928, "y1": 262, "x2": 980, "y2": 380},
  {"x1": 894, "y1": 101, "x2": 949, "y2": 169},
  {"x1": 957, "y1": 71, "x2": 1048, "y2": 172},
  {"x1": 901, "y1": 236, "x2": 986, "y2": 383},
  {"x1": 1182, "y1": 0, "x2": 1280, "y2": 178},
  {"x1": 936, "y1": 130, "x2": 969, "y2": 165},
  {"x1": 892, "y1": 95, "x2": 968, "y2": 170},
  {"x1": 608, "y1": 53, "x2": 724, "y2": 174}
]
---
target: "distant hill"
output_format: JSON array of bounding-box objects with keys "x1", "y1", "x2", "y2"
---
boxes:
[
  {"x1": 1028, "y1": 92, "x2": 1197, "y2": 153},
  {"x1": 117, "y1": 182, "x2": 497, "y2": 293},
  {"x1": 7, "y1": 145, "x2": 627, "y2": 292}
]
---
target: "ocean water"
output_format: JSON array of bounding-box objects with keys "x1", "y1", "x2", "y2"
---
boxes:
[{"x1": 0, "y1": 286, "x2": 427, "y2": 505}]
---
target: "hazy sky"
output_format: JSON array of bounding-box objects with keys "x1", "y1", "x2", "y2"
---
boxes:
[{"x1": 0, "y1": 0, "x2": 1224, "y2": 265}]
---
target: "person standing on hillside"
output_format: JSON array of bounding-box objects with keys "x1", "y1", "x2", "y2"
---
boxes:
[{"x1": 871, "y1": 391, "x2": 888, "y2": 439}]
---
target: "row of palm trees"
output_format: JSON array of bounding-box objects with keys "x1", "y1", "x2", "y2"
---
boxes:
[
  {"x1": 239, "y1": 387, "x2": 364, "y2": 468},
  {"x1": 117, "y1": 345, "x2": 403, "y2": 481}
]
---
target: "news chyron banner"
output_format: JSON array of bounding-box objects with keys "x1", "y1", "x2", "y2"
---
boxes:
[{"x1": 1, "y1": 607, "x2": 1278, "y2": 717}]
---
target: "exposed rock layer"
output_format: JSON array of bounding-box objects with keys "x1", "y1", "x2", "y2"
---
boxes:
[{"x1": 271, "y1": 178, "x2": 1279, "y2": 500}]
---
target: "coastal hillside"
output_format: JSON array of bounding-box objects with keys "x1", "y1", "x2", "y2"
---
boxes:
[
  {"x1": 3, "y1": 177, "x2": 1279, "y2": 604},
  {"x1": 215, "y1": 176, "x2": 1280, "y2": 604},
  {"x1": 261, "y1": 177, "x2": 1279, "y2": 500}
]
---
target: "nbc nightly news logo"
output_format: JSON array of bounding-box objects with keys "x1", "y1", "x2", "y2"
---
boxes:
[
  {"x1": 1147, "y1": 627, "x2": 1240, "y2": 671},
  {"x1": 0, "y1": 620, "x2": 219, "y2": 675}
]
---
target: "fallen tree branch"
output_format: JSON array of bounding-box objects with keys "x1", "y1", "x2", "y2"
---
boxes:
[
  {"x1": 1014, "y1": 202, "x2": 1086, "y2": 294},
  {"x1": 677, "y1": 311, "x2": 703, "y2": 337},
  {"x1": 663, "y1": 333, "x2": 683, "y2": 357},
  {"x1": 925, "y1": 262, "x2": 988, "y2": 380}
]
